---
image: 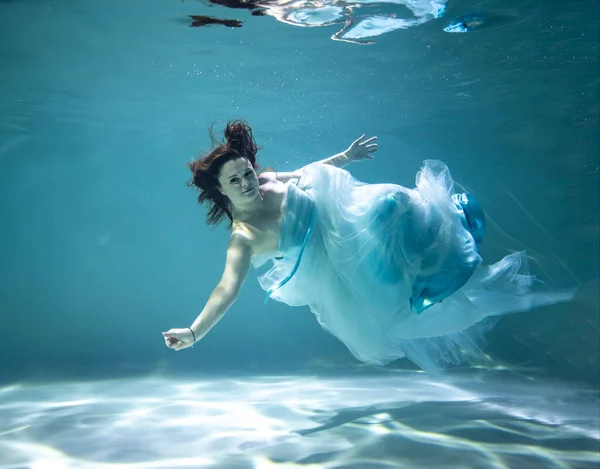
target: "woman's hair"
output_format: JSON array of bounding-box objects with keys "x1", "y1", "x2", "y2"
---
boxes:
[{"x1": 187, "y1": 120, "x2": 262, "y2": 227}]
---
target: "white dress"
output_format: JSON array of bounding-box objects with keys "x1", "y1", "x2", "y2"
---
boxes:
[{"x1": 251, "y1": 161, "x2": 574, "y2": 373}]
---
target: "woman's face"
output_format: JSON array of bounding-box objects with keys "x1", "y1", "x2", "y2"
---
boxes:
[{"x1": 217, "y1": 157, "x2": 260, "y2": 208}]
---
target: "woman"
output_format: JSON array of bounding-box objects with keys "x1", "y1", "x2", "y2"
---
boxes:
[{"x1": 162, "y1": 120, "x2": 573, "y2": 372}]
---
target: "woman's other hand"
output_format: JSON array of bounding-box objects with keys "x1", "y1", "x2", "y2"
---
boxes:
[
  {"x1": 162, "y1": 328, "x2": 196, "y2": 351},
  {"x1": 345, "y1": 134, "x2": 378, "y2": 161}
]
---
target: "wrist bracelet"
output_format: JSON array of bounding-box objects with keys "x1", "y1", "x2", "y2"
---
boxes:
[{"x1": 188, "y1": 327, "x2": 196, "y2": 346}]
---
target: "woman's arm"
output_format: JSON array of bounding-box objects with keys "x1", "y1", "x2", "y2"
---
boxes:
[
  {"x1": 269, "y1": 134, "x2": 377, "y2": 183},
  {"x1": 190, "y1": 231, "x2": 252, "y2": 340},
  {"x1": 162, "y1": 230, "x2": 253, "y2": 350},
  {"x1": 317, "y1": 151, "x2": 352, "y2": 169}
]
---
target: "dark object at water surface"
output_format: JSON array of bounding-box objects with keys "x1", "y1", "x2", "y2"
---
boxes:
[{"x1": 189, "y1": 14, "x2": 243, "y2": 28}]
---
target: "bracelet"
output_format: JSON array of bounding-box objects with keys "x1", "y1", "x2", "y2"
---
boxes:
[{"x1": 188, "y1": 327, "x2": 196, "y2": 346}]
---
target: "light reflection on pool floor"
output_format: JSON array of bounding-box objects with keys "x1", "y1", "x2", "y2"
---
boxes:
[{"x1": 0, "y1": 371, "x2": 598, "y2": 469}]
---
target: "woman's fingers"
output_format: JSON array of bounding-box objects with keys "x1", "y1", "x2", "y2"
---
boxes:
[
  {"x1": 162, "y1": 329, "x2": 194, "y2": 350},
  {"x1": 352, "y1": 134, "x2": 366, "y2": 146},
  {"x1": 162, "y1": 332, "x2": 180, "y2": 347},
  {"x1": 361, "y1": 136, "x2": 377, "y2": 145}
]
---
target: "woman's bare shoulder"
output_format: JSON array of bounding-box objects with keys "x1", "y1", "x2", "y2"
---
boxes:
[
  {"x1": 228, "y1": 224, "x2": 255, "y2": 254},
  {"x1": 259, "y1": 170, "x2": 299, "y2": 184},
  {"x1": 258, "y1": 171, "x2": 276, "y2": 180}
]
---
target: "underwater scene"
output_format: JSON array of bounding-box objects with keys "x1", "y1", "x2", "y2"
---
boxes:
[{"x1": 0, "y1": 0, "x2": 598, "y2": 468}]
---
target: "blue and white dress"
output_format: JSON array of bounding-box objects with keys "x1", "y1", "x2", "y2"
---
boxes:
[{"x1": 251, "y1": 161, "x2": 573, "y2": 372}]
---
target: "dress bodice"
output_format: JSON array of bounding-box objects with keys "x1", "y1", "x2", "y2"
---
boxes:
[
  {"x1": 278, "y1": 182, "x2": 317, "y2": 256},
  {"x1": 250, "y1": 178, "x2": 317, "y2": 269}
]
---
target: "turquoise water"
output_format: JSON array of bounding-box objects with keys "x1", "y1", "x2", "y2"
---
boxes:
[{"x1": 0, "y1": 0, "x2": 598, "y2": 467}]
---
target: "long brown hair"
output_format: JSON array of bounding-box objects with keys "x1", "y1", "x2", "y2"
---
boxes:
[{"x1": 187, "y1": 120, "x2": 263, "y2": 227}]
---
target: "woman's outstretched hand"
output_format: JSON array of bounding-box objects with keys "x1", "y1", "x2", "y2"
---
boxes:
[
  {"x1": 162, "y1": 328, "x2": 196, "y2": 351},
  {"x1": 345, "y1": 135, "x2": 378, "y2": 161}
]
